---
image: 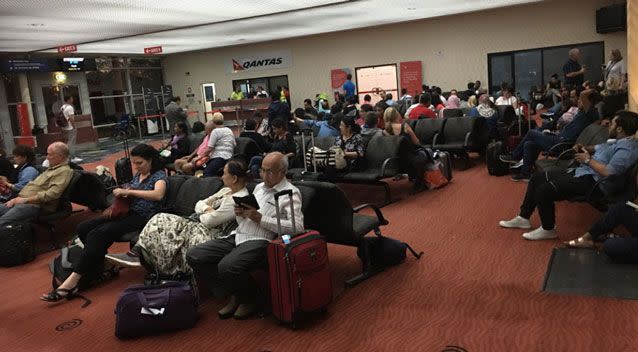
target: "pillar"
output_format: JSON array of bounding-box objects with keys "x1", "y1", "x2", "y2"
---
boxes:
[
  {"x1": 18, "y1": 73, "x2": 35, "y2": 128},
  {"x1": 629, "y1": 0, "x2": 636, "y2": 111},
  {"x1": 0, "y1": 81, "x2": 16, "y2": 153}
]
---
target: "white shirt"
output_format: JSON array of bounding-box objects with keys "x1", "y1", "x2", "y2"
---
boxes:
[
  {"x1": 233, "y1": 178, "x2": 305, "y2": 246},
  {"x1": 194, "y1": 187, "x2": 249, "y2": 229},
  {"x1": 495, "y1": 96, "x2": 517, "y2": 106},
  {"x1": 605, "y1": 59, "x2": 625, "y2": 90},
  {"x1": 62, "y1": 104, "x2": 74, "y2": 131},
  {"x1": 208, "y1": 127, "x2": 236, "y2": 159}
]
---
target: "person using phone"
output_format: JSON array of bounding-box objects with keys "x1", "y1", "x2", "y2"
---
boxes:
[{"x1": 187, "y1": 152, "x2": 304, "y2": 320}]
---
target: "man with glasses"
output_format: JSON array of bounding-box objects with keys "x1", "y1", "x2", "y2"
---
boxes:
[
  {"x1": 0, "y1": 142, "x2": 73, "y2": 226},
  {"x1": 187, "y1": 152, "x2": 305, "y2": 320}
]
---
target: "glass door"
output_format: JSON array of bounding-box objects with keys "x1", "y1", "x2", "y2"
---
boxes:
[{"x1": 42, "y1": 85, "x2": 82, "y2": 122}]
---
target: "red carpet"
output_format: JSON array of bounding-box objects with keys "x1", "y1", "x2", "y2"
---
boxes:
[{"x1": 2, "y1": 155, "x2": 638, "y2": 352}]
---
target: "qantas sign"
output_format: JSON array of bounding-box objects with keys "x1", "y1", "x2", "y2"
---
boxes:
[{"x1": 227, "y1": 50, "x2": 292, "y2": 73}]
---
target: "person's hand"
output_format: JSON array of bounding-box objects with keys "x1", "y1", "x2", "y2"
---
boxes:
[
  {"x1": 0, "y1": 176, "x2": 8, "y2": 185},
  {"x1": 112, "y1": 188, "x2": 129, "y2": 198},
  {"x1": 573, "y1": 143, "x2": 585, "y2": 152},
  {"x1": 235, "y1": 204, "x2": 261, "y2": 223},
  {"x1": 581, "y1": 65, "x2": 587, "y2": 73},
  {"x1": 234, "y1": 205, "x2": 245, "y2": 217},
  {"x1": 5, "y1": 197, "x2": 26, "y2": 208},
  {"x1": 574, "y1": 150, "x2": 590, "y2": 164},
  {"x1": 102, "y1": 208, "x2": 112, "y2": 218}
]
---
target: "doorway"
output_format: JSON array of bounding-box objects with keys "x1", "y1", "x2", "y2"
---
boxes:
[
  {"x1": 41, "y1": 85, "x2": 82, "y2": 122},
  {"x1": 232, "y1": 75, "x2": 289, "y2": 99}
]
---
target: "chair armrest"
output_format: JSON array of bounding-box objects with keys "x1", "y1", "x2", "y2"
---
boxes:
[
  {"x1": 381, "y1": 157, "x2": 401, "y2": 177},
  {"x1": 555, "y1": 149, "x2": 576, "y2": 163},
  {"x1": 546, "y1": 140, "x2": 575, "y2": 156},
  {"x1": 432, "y1": 133, "x2": 440, "y2": 147},
  {"x1": 463, "y1": 131, "x2": 473, "y2": 147},
  {"x1": 353, "y1": 203, "x2": 389, "y2": 225}
]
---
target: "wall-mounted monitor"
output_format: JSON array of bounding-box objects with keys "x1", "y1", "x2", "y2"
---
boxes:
[{"x1": 61, "y1": 57, "x2": 85, "y2": 71}]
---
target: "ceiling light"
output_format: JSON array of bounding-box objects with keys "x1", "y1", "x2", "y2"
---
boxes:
[
  {"x1": 407, "y1": 7, "x2": 417, "y2": 10},
  {"x1": 27, "y1": 23, "x2": 45, "y2": 27}
]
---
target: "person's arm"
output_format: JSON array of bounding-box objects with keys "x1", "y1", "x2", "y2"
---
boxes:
[
  {"x1": 177, "y1": 107, "x2": 187, "y2": 119},
  {"x1": 119, "y1": 179, "x2": 167, "y2": 201},
  {"x1": 242, "y1": 189, "x2": 304, "y2": 235},
  {"x1": 22, "y1": 168, "x2": 73, "y2": 205},
  {"x1": 11, "y1": 167, "x2": 39, "y2": 192},
  {"x1": 406, "y1": 125, "x2": 420, "y2": 145},
  {"x1": 199, "y1": 193, "x2": 237, "y2": 228}
]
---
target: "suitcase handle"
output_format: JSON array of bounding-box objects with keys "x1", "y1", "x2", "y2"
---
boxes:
[
  {"x1": 274, "y1": 189, "x2": 296, "y2": 237},
  {"x1": 274, "y1": 189, "x2": 293, "y2": 200}
]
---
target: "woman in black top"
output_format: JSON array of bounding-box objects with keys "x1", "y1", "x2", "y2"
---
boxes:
[
  {"x1": 159, "y1": 121, "x2": 190, "y2": 163},
  {"x1": 248, "y1": 118, "x2": 295, "y2": 177}
]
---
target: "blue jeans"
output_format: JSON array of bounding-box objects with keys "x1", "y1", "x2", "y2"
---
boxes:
[
  {"x1": 511, "y1": 129, "x2": 561, "y2": 175},
  {"x1": 203, "y1": 157, "x2": 228, "y2": 177},
  {"x1": 0, "y1": 204, "x2": 40, "y2": 227},
  {"x1": 249, "y1": 156, "x2": 263, "y2": 178}
]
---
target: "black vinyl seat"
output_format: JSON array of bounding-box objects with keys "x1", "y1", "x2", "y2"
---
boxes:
[
  {"x1": 414, "y1": 118, "x2": 446, "y2": 147},
  {"x1": 432, "y1": 117, "x2": 477, "y2": 168},
  {"x1": 536, "y1": 124, "x2": 609, "y2": 173},
  {"x1": 165, "y1": 132, "x2": 205, "y2": 173},
  {"x1": 569, "y1": 162, "x2": 638, "y2": 211},
  {"x1": 442, "y1": 108, "x2": 463, "y2": 118}
]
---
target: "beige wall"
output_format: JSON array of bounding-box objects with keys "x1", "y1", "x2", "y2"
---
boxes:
[{"x1": 163, "y1": 0, "x2": 627, "y2": 120}]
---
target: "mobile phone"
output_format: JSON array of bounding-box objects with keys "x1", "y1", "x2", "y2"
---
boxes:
[{"x1": 626, "y1": 201, "x2": 638, "y2": 210}]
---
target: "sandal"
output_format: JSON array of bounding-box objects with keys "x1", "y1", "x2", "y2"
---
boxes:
[
  {"x1": 564, "y1": 237, "x2": 594, "y2": 249},
  {"x1": 41, "y1": 286, "x2": 92, "y2": 308}
]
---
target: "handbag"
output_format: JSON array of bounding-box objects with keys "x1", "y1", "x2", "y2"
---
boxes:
[
  {"x1": 357, "y1": 235, "x2": 424, "y2": 267},
  {"x1": 424, "y1": 161, "x2": 449, "y2": 189},
  {"x1": 106, "y1": 196, "x2": 131, "y2": 219},
  {"x1": 329, "y1": 146, "x2": 347, "y2": 170},
  {"x1": 305, "y1": 146, "x2": 347, "y2": 171}
]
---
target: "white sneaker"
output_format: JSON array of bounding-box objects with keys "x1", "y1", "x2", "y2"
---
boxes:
[
  {"x1": 522, "y1": 226, "x2": 557, "y2": 241},
  {"x1": 71, "y1": 157, "x2": 83, "y2": 163},
  {"x1": 499, "y1": 216, "x2": 531, "y2": 229}
]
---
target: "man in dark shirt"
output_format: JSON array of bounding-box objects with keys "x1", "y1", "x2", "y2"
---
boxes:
[
  {"x1": 240, "y1": 118, "x2": 271, "y2": 153},
  {"x1": 303, "y1": 99, "x2": 318, "y2": 117},
  {"x1": 267, "y1": 92, "x2": 290, "y2": 125},
  {"x1": 500, "y1": 89, "x2": 599, "y2": 181},
  {"x1": 563, "y1": 48, "x2": 586, "y2": 89}
]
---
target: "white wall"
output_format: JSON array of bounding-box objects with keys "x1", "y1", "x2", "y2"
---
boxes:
[{"x1": 163, "y1": 0, "x2": 627, "y2": 120}]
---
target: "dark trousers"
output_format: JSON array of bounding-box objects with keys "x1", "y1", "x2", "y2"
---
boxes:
[
  {"x1": 186, "y1": 236, "x2": 268, "y2": 302},
  {"x1": 587, "y1": 202, "x2": 638, "y2": 263},
  {"x1": 203, "y1": 157, "x2": 228, "y2": 177},
  {"x1": 511, "y1": 129, "x2": 561, "y2": 175},
  {"x1": 519, "y1": 171, "x2": 597, "y2": 230},
  {"x1": 74, "y1": 213, "x2": 147, "y2": 275}
]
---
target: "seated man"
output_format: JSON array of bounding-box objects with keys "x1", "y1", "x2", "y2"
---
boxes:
[
  {"x1": 239, "y1": 118, "x2": 271, "y2": 154},
  {"x1": 292, "y1": 111, "x2": 341, "y2": 138},
  {"x1": 500, "y1": 89, "x2": 599, "y2": 181},
  {"x1": 499, "y1": 110, "x2": 638, "y2": 240},
  {"x1": 0, "y1": 142, "x2": 73, "y2": 226},
  {"x1": 186, "y1": 152, "x2": 305, "y2": 319},
  {"x1": 360, "y1": 112, "x2": 382, "y2": 138},
  {"x1": 408, "y1": 93, "x2": 437, "y2": 120}
]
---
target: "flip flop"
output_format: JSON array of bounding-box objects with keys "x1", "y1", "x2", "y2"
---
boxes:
[{"x1": 564, "y1": 237, "x2": 594, "y2": 249}]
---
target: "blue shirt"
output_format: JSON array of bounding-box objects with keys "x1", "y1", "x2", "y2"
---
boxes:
[
  {"x1": 129, "y1": 170, "x2": 167, "y2": 218},
  {"x1": 342, "y1": 80, "x2": 355, "y2": 98},
  {"x1": 14, "y1": 165, "x2": 39, "y2": 192},
  {"x1": 575, "y1": 138, "x2": 638, "y2": 194},
  {"x1": 559, "y1": 108, "x2": 598, "y2": 141},
  {"x1": 302, "y1": 120, "x2": 340, "y2": 137}
]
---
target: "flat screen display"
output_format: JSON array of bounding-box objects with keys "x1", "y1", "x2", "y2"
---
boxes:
[{"x1": 62, "y1": 57, "x2": 85, "y2": 71}]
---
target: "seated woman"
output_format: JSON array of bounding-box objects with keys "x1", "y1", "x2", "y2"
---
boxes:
[
  {"x1": 383, "y1": 107, "x2": 427, "y2": 193},
  {"x1": 174, "y1": 120, "x2": 214, "y2": 175},
  {"x1": 0, "y1": 145, "x2": 38, "y2": 200},
  {"x1": 41, "y1": 144, "x2": 167, "y2": 303},
  {"x1": 438, "y1": 94, "x2": 461, "y2": 118},
  {"x1": 135, "y1": 159, "x2": 249, "y2": 274},
  {"x1": 203, "y1": 112, "x2": 236, "y2": 177},
  {"x1": 323, "y1": 116, "x2": 365, "y2": 180},
  {"x1": 248, "y1": 118, "x2": 296, "y2": 177},
  {"x1": 159, "y1": 121, "x2": 190, "y2": 164},
  {"x1": 565, "y1": 201, "x2": 638, "y2": 263}
]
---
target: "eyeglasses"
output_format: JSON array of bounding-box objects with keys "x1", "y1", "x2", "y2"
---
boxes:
[{"x1": 259, "y1": 168, "x2": 281, "y2": 176}]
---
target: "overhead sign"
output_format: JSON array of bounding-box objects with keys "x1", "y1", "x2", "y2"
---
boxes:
[
  {"x1": 57, "y1": 44, "x2": 77, "y2": 53},
  {"x1": 226, "y1": 50, "x2": 292, "y2": 74},
  {"x1": 144, "y1": 46, "x2": 163, "y2": 55},
  {"x1": 1, "y1": 59, "x2": 50, "y2": 72}
]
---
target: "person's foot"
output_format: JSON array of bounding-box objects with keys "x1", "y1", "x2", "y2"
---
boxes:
[
  {"x1": 233, "y1": 302, "x2": 258, "y2": 320},
  {"x1": 105, "y1": 251, "x2": 141, "y2": 268},
  {"x1": 523, "y1": 226, "x2": 557, "y2": 241},
  {"x1": 218, "y1": 295, "x2": 239, "y2": 319},
  {"x1": 499, "y1": 216, "x2": 531, "y2": 229},
  {"x1": 71, "y1": 157, "x2": 84, "y2": 163},
  {"x1": 510, "y1": 159, "x2": 524, "y2": 169},
  {"x1": 499, "y1": 155, "x2": 521, "y2": 164},
  {"x1": 564, "y1": 236, "x2": 594, "y2": 248},
  {"x1": 511, "y1": 173, "x2": 531, "y2": 182}
]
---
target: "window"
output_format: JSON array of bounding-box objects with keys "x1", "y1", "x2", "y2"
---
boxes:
[
  {"x1": 90, "y1": 96, "x2": 129, "y2": 126},
  {"x1": 130, "y1": 69, "x2": 163, "y2": 95},
  {"x1": 2, "y1": 73, "x2": 21, "y2": 104},
  {"x1": 355, "y1": 64, "x2": 398, "y2": 106},
  {"x1": 231, "y1": 75, "x2": 289, "y2": 99},
  {"x1": 41, "y1": 85, "x2": 82, "y2": 122},
  {"x1": 488, "y1": 42, "x2": 605, "y2": 99},
  {"x1": 87, "y1": 70, "x2": 128, "y2": 96}
]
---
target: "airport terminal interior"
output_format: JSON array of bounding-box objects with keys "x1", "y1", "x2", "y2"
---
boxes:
[{"x1": 0, "y1": 0, "x2": 637, "y2": 351}]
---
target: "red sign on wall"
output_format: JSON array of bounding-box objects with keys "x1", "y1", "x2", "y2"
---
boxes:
[
  {"x1": 57, "y1": 44, "x2": 77, "y2": 53},
  {"x1": 144, "y1": 46, "x2": 163, "y2": 55},
  {"x1": 400, "y1": 61, "x2": 423, "y2": 97},
  {"x1": 331, "y1": 68, "x2": 350, "y2": 90}
]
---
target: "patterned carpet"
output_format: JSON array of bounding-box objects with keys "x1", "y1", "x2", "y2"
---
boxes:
[{"x1": 1, "y1": 154, "x2": 638, "y2": 352}]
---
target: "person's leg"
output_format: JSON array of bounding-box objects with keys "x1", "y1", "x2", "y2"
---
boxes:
[
  {"x1": 203, "y1": 157, "x2": 227, "y2": 177},
  {"x1": 75, "y1": 216, "x2": 110, "y2": 244},
  {"x1": 0, "y1": 204, "x2": 41, "y2": 227},
  {"x1": 248, "y1": 156, "x2": 263, "y2": 178},
  {"x1": 510, "y1": 130, "x2": 534, "y2": 160},
  {"x1": 518, "y1": 171, "x2": 548, "y2": 219},
  {"x1": 519, "y1": 132, "x2": 560, "y2": 176},
  {"x1": 174, "y1": 157, "x2": 188, "y2": 172},
  {"x1": 534, "y1": 174, "x2": 595, "y2": 230},
  {"x1": 603, "y1": 238, "x2": 638, "y2": 264},
  {"x1": 588, "y1": 203, "x2": 637, "y2": 240},
  {"x1": 186, "y1": 237, "x2": 235, "y2": 293},
  {"x1": 67, "y1": 128, "x2": 77, "y2": 158}
]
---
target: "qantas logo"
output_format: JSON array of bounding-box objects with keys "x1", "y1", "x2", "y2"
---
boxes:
[{"x1": 232, "y1": 57, "x2": 284, "y2": 71}]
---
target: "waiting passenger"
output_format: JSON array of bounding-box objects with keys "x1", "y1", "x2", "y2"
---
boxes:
[
  {"x1": 499, "y1": 89, "x2": 599, "y2": 181},
  {"x1": 360, "y1": 94, "x2": 373, "y2": 112},
  {"x1": 0, "y1": 145, "x2": 39, "y2": 201},
  {"x1": 41, "y1": 144, "x2": 167, "y2": 303},
  {"x1": 240, "y1": 118, "x2": 271, "y2": 154},
  {"x1": 408, "y1": 93, "x2": 437, "y2": 120},
  {"x1": 292, "y1": 110, "x2": 341, "y2": 138},
  {"x1": 159, "y1": 121, "x2": 190, "y2": 164},
  {"x1": 499, "y1": 111, "x2": 638, "y2": 240},
  {"x1": 203, "y1": 113, "x2": 236, "y2": 177},
  {"x1": 267, "y1": 91, "x2": 290, "y2": 125},
  {"x1": 174, "y1": 121, "x2": 214, "y2": 175},
  {"x1": 249, "y1": 118, "x2": 296, "y2": 177},
  {"x1": 324, "y1": 116, "x2": 366, "y2": 181},
  {"x1": 0, "y1": 142, "x2": 72, "y2": 227},
  {"x1": 303, "y1": 98, "x2": 318, "y2": 117},
  {"x1": 361, "y1": 112, "x2": 382, "y2": 138},
  {"x1": 187, "y1": 152, "x2": 304, "y2": 320},
  {"x1": 129, "y1": 159, "x2": 250, "y2": 273}
]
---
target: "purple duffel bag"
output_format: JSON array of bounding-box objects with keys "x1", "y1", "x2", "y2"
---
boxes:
[{"x1": 114, "y1": 281, "x2": 197, "y2": 339}]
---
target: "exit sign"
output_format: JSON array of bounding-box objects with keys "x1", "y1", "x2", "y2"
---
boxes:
[
  {"x1": 57, "y1": 44, "x2": 77, "y2": 53},
  {"x1": 144, "y1": 46, "x2": 163, "y2": 55}
]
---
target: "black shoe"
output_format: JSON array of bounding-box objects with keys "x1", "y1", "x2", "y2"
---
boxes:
[
  {"x1": 499, "y1": 155, "x2": 521, "y2": 164},
  {"x1": 511, "y1": 173, "x2": 531, "y2": 182}
]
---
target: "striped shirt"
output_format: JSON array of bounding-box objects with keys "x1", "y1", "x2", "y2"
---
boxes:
[
  {"x1": 233, "y1": 178, "x2": 305, "y2": 246},
  {"x1": 208, "y1": 127, "x2": 236, "y2": 160}
]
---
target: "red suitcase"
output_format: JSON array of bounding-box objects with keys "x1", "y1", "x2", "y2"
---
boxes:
[{"x1": 267, "y1": 189, "x2": 332, "y2": 326}]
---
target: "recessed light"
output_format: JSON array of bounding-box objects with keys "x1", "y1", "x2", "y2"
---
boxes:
[
  {"x1": 27, "y1": 23, "x2": 45, "y2": 27},
  {"x1": 407, "y1": 7, "x2": 417, "y2": 10}
]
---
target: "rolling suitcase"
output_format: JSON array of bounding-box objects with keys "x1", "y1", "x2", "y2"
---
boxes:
[
  {"x1": 115, "y1": 137, "x2": 133, "y2": 185},
  {"x1": 267, "y1": 189, "x2": 332, "y2": 327},
  {"x1": 433, "y1": 150, "x2": 453, "y2": 181},
  {"x1": 0, "y1": 223, "x2": 35, "y2": 267},
  {"x1": 486, "y1": 141, "x2": 509, "y2": 176}
]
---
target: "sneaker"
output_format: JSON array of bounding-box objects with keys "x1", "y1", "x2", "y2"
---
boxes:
[
  {"x1": 105, "y1": 252, "x2": 141, "y2": 268},
  {"x1": 511, "y1": 173, "x2": 531, "y2": 182},
  {"x1": 499, "y1": 155, "x2": 521, "y2": 164},
  {"x1": 523, "y1": 226, "x2": 557, "y2": 241},
  {"x1": 510, "y1": 159, "x2": 524, "y2": 169},
  {"x1": 499, "y1": 216, "x2": 531, "y2": 229},
  {"x1": 71, "y1": 157, "x2": 84, "y2": 163}
]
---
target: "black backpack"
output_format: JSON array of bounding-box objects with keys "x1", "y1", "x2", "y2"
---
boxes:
[
  {"x1": 50, "y1": 244, "x2": 120, "y2": 292},
  {"x1": 357, "y1": 235, "x2": 423, "y2": 268},
  {"x1": 486, "y1": 141, "x2": 510, "y2": 176},
  {"x1": 53, "y1": 105, "x2": 69, "y2": 128},
  {"x1": 0, "y1": 223, "x2": 35, "y2": 267}
]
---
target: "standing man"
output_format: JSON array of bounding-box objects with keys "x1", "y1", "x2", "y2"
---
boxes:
[
  {"x1": 230, "y1": 87, "x2": 244, "y2": 101},
  {"x1": 60, "y1": 96, "x2": 82, "y2": 163},
  {"x1": 563, "y1": 48, "x2": 586, "y2": 90},
  {"x1": 342, "y1": 74, "x2": 356, "y2": 100},
  {"x1": 165, "y1": 96, "x2": 188, "y2": 133}
]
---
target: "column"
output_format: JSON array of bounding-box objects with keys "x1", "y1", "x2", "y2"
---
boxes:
[
  {"x1": 0, "y1": 81, "x2": 16, "y2": 152},
  {"x1": 629, "y1": 0, "x2": 636, "y2": 111},
  {"x1": 18, "y1": 73, "x2": 35, "y2": 128}
]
